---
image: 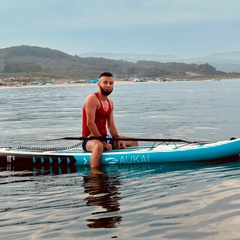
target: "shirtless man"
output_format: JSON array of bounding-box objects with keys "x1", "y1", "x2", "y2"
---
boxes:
[{"x1": 82, "y1": 72, "x2": 138, "y2": 169}]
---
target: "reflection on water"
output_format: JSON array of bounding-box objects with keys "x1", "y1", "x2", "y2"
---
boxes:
[
  {"x1": 0, "y1": 163, "x2": 123, "y2": 229},
  {"x1": 0, "y1": 164, "x2": 78, "y2": 176},
  {"x1": 2, "y1": 160, "x2": 240, "y2": 239},
  {"x1": 83, "y1": 171, "x2": 122, "y2": 228}
]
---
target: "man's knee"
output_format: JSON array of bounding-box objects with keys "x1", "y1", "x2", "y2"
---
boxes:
[{"x1": 87, "y1": 140, "x2": 104, "y2": 152}]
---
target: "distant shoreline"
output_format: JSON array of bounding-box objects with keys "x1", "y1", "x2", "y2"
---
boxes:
[
  {"x1": 0, "y1": 78, "x2": 240, "y2": 89},
  {"x1": 0, "y1": 80, "x2": 137, "y2": 89}
]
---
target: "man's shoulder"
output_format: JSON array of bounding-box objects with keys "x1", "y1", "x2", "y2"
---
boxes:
[
  {"x1": 86, "y1": 92, "x2": 97, "y2": 100},
  {"x1": 84, "y1": 93, "x2": 99, "y2": 106}
]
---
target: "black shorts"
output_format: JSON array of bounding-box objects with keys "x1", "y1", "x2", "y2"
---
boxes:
[{"x1": 82, "y1": 135, "x2": 115, "y2": 151}]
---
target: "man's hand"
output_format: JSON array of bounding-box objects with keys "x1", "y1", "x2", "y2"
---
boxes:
[
  {"x1": 102, "y1": 142, "x2": 112, "y2": 150},
  {"x1": 118, "y1": 141, "x2": 126, "y2": 149}
]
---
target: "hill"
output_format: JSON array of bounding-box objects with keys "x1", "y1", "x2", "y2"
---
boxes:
[
  {"x1": 0, "y1": 45, "x2": 236, "y2": 80},
  {"x1": 182, "y1": 51, "x2": 240, "y2": 73},
  {"x1": 79, "y1": 51, "x2": 240, "y2": 73}
]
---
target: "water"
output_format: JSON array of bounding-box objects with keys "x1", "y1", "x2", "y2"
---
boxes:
[{"x1": 1, "y1": 80, "x2": 240, "y2": 239}]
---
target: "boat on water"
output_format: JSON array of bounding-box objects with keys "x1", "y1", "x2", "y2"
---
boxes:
[{"x1": 0, "y1": 138, "x2": 240, "y2": 167}]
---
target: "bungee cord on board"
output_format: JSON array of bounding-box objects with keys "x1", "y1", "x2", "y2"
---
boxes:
[{"x1": 7, "y1": 141, "x2": 84, "y2": 152}]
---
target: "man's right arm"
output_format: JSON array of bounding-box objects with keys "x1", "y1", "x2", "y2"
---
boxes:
[{"x1": 84, "y1": 95, "x2": 101, "y2": 137}]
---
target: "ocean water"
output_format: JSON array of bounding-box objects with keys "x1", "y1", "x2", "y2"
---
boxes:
[{"x1": 1, "y1": 80, "x2": 240, "y2": 239}]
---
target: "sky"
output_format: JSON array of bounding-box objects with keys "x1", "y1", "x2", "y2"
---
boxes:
[{"x1": 0, "y1": 0, "x2": 239, "y2": 58}]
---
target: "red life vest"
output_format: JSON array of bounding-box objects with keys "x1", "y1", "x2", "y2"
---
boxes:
[{"x1": 82, "y1": 92, "x2": 112, "y2": 136}]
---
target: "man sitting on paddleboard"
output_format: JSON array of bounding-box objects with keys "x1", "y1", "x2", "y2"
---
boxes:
[{"x1": 82, "y1": 72, "x2": 138, "y2": 170}]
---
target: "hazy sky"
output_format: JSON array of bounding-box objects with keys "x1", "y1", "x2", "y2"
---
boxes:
[{"x1": 0, "y1": 0, "x2": 239, "y2": 57}]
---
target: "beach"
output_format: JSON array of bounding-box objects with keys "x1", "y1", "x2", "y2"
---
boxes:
[{"x1": 1, "y1": 77, "x2": 240, "y2": 89}]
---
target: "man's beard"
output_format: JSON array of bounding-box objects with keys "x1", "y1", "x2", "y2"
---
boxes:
[{"x1": 100, "y1": 86, "x2": 113, "y2": 96}]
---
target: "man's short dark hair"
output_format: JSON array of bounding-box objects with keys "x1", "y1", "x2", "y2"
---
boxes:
[{"x1": 99, "y1": 72, "x2": 113, "y2": 79}]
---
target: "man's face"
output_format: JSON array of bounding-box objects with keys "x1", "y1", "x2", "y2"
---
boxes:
[{"x1": 98, "y1": 76, "x2": 114, "y2": 96}]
